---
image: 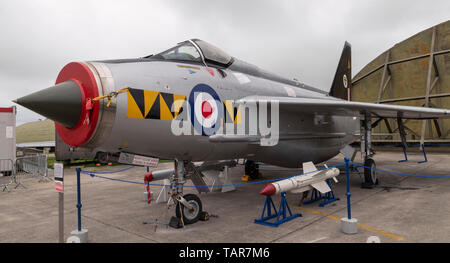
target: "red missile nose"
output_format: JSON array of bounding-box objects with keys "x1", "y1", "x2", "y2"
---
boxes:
[{"x1": 260, "y1": 184, "x2": 276, "y2": 196}]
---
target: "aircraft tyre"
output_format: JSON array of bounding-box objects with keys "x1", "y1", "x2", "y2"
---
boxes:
[
  {"x1": 363, "y1": 158, "x2": 378, "y2": 188},
  {"x1": 175, "y1": 194, "x2": 202, "y2": 225},
  {"x1": 96, "y1": 152, "x2": 108, "y2": 164}
]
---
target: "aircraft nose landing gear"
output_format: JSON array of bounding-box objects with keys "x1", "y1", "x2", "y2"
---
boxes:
[
  {"x1": 167, "y1": 159, "x2": 205, "y2": 228},
  {"x1": 175, "y1": 194, "x2": 203, "y2": 225}
]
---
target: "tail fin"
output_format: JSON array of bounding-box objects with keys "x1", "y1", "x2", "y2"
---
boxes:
[{"x1": 329, "y1": 42, "x2": 352, "y2": 101}]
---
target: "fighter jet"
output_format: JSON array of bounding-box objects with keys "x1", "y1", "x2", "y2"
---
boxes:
[{"x1": 15, "y1": 39, "x2": 449, "y2": 224}]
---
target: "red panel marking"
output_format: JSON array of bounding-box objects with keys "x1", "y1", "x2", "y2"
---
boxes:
[
  {"x1": 0, "y1": 108, "x2": 13, "y2": 113},
  {"x1": 206, "y1": 67, "x2": 215, "y2": 76}
]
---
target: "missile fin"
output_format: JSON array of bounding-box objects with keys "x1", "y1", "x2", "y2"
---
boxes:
[
  {"x1": 311, "y1": 181, "x2": 331, "y2": 194},
  {"x1": 291, "y1": 185, "x2": 313, "y2": 194},
  {"x1": 302, "y1": 161, "x2": 318, "y2": 173}
]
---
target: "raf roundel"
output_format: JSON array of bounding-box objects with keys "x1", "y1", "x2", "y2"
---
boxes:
[
  {"x1": 343, "y1": 74, "x2": 348, "y2": 89},
  {"x1": 189, "y1": 84, "x2": 223, "y2": 136}
]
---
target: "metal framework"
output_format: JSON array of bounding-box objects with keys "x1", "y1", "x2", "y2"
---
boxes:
[{"x1": 351, "y1": 21, "x2": 450, "y2": 144}]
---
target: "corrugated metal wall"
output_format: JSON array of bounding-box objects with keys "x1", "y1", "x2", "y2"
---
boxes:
[{"x1": 351, "y1": 20, "x2": 450, "y2": 143}]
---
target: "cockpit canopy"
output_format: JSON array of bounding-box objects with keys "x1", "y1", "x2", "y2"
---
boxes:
[{"x1": 152, "y1": 39, "x2": 233, "y2": 67}]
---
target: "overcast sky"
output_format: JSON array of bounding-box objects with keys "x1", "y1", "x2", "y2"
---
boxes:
[{"x1": 1, "y1": 0, "x2": 449, "y2": 125}]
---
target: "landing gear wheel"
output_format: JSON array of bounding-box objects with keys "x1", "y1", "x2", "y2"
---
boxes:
[
  {"x1": 362, "y1": 158, "x2": 378, "y2": 188},
  {"x1": 96, "y1": 152, "x2": 109, "y2": 164},
  {"x1": 175, "y1": 194, "x2": 203, "y2": 225},
  {"x1": 245, "y1": 160, "x2": 260, "y2": 180}
]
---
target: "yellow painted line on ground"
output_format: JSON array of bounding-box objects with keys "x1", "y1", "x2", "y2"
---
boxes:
[{"x1": 290, "y1": 205, "x2": 405, "y2": 241}]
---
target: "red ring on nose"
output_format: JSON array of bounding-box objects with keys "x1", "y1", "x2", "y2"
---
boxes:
[
  {"x1": 54, "y1": 62, "x2": 100, "y2": 147},
  {"x1": 201, "y1": 101, "x2": 213, "y2": 119}
]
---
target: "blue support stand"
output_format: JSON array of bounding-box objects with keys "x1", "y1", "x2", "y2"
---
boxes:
[
  {"x1": 254, "y1": 192, "x2": 302, "y2": 227},
  {"x1": 344, "y1": 158, "x2": 352, "y2": 219},
  {"x1": 76, "y1": 168, "x2": 82, "y2": 232},
  {"x1": 399, "y1": 143, "x2": 428, "y2": 164},
  {"x1": 303, "y1": 179, "x2": 340, "y2": 207},
  {"x1": 418, "y1": 144, "x2": 428, "y2": 164},
  {"x1": 398, "y1": 144, "x2": 408, "y2": 163}
]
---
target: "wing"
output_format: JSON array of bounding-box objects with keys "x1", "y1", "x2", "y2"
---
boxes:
[{"x1": 236, "y1": 96, "x2": 450, "y2": 119}]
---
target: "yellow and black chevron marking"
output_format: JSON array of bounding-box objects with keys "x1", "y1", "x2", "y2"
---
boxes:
[
  {"x1": 127, "y1": 88, "x2": 242, "y2": 124},
  {"x1": 223, "y1": 100, "x2": 242, "y2": 124},
  {"x1": 127, "y1": 88, "x2": 186, "y2": 120}
]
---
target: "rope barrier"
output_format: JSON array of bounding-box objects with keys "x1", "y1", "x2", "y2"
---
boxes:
[
  {"x1": 79, "y1": 160, "x2": 450, "y2": 189},
  {"x1": 80, "y1": 163, "x2": 347, "y2": 188},
  {"x1": 373, "y1": 143, "x2": 450, "y2": 148},
  {"x1": 79, "y1": 166, "x2": 135, "y2": 175},
  {"x1": 87, "y1": 173, "x2": 145, "y2": 185},
  {"x1": 350, "y1": 162, "x2": 450, "y2": 179}
]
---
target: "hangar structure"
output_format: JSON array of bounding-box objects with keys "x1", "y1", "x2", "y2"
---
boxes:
[{"x1": 351, "y1": 20, "x2": 450, "y2": 144}]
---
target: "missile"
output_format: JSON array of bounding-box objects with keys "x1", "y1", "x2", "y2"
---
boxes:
[{"x1": 259, "y1": 162, "x2": 340, "y2": 196}]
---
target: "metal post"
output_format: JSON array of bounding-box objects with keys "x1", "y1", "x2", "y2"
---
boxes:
[
  {"x1": 59, "y1": 192, "x2": 64, "y2": 243},
  {"x1": 76, "y1": 168, "x2": 82, "y2": 232},
  {"x1": 344, "y1": 158, "x2": 351, "y2": 219},
  {"x1": 68, "y1": 167, "x2": 88, "y2": 243},
  {"x1": 420, "y1": 26, "x2": 437, "y2": 147}
]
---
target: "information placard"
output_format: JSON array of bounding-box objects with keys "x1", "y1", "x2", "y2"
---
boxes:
[
  {"x1": 54, "y1": 163, "x2": 64, "y2": 192},
  {"x1": 118, "y1": 153, "x2": 159, "y2": 167}
]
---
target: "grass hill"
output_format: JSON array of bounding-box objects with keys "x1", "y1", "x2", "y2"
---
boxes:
[{"x1": 16, "y1": 119, "x2": 55, "y2": 143}]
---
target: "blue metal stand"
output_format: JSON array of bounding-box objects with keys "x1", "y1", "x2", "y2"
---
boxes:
[
  {"x1": 351, "y1": 165, "x2": 363, "y2": 181},
  {"x1": 254, "y1": 192, "x2": 302, "y2": 227},
  {"x1": 399, "y1": 144, "x2": 408, "y2": 162},
  {"x1": 418, "y1": 144, "x2": 428, "y2": 164},
  {"x1": 344, "y1": 158, "x2": 352, "y2": 219},
  {"x1": 399, "y1": 143, "x2": 428, "y2": 164},
  {"x1": 76, "y1": 168, "x2": 82, "y2": 232},
  {"x1": 303, "y1": 179, "x2": 340, "y2": 207}
]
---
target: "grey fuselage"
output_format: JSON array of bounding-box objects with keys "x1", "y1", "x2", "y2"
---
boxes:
[{"x1": 84, "y1": 57, "x2": 359, "y2": 168}]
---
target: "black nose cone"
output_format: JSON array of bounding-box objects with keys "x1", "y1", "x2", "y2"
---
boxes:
[{"x1": 14, "y1": 80, "x2": 83, "y2": 129}]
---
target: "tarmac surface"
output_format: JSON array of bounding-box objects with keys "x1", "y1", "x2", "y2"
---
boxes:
[{"x1": 0, "y1": 151, "x2": 449, "y2": 243}]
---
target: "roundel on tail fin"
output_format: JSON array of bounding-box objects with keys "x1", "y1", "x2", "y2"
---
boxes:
[{"x1": 330, "y1": 42, "x2": 352, "y2": 100}]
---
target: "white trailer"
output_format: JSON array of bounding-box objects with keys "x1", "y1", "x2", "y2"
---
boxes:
[{"x1": 0, "y1": 106, "x2": 16, "y2": 175}]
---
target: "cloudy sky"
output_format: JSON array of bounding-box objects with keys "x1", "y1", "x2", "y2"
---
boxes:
[{"x1": 1, "y1": 0, "x2": 449, "y2": 125}]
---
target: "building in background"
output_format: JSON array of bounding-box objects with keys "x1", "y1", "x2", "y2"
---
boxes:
[
  {"x1": 0, "y1": 106, "x2": 16, "y2": 175},
  {"x1": 351, "y1": 20, "x2": 450, "y2": 145}
]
